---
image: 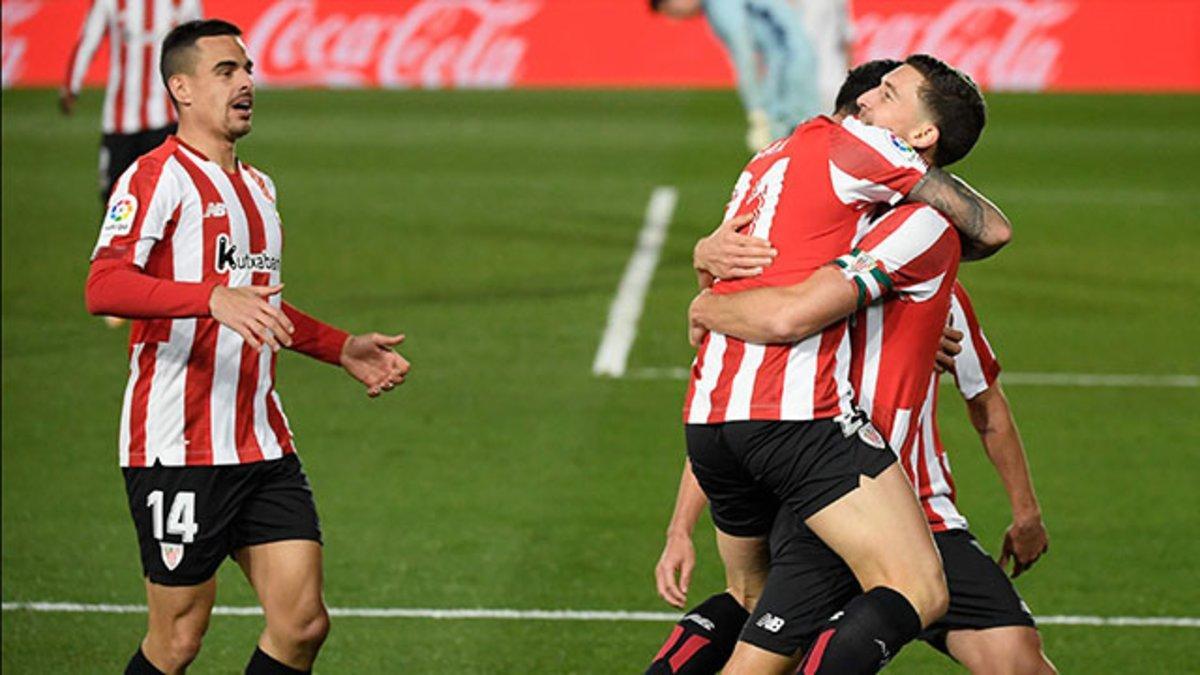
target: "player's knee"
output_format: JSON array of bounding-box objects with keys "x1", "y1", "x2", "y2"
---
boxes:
[
  {"x1": 290, "y1": 606, "x2": 330, "y2": 651},
  {"x1": 165, "y1": 631, "x2": 204, "y2": 668}
]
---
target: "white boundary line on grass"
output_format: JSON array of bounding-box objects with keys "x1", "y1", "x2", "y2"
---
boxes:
[
  {"x1": 2, "y1": 602, "x2": 1197, "y2": 628},
  {"x1": 592, "y1": 186, "x2": 678, "y2": 378},
  {"x1": 624, "y1": 367, "x2": 1199, "y2": 388}
]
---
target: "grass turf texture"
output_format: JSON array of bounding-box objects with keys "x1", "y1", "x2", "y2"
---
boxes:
[{"x1": 3, "y1": 88, "x2": 1198, "y2": 672}]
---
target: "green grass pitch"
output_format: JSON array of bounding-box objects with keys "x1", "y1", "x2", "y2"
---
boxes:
[{"x1": 2, "y1": 88, "x2": 1198, "y2": 672}]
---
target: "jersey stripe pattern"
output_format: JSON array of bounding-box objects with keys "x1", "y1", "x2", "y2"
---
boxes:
[
  {"x1": 685, "y1": 115, "x2": 928, "y2": 425},
  {"x1": 65, "y1": 0, "x2": 203, "y2": 135},
  {"x1": 909, "y1": 281, "x2": 1003, "y2": 531},
  {"x1": 93, "y1": 136, "x2": 292, "y2": 468},
  {"x1": 844, "y1": 204, "x2": 964, "y2": 531}
]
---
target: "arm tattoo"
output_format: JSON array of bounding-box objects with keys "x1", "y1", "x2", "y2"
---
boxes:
[{"x1": 911, "y1": 168, "x2": 1011, "y2": 260}]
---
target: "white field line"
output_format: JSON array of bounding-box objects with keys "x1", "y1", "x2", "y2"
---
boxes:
[
  {"x1": 626, "y1": 367, "x2": 1199, "y2": 388},
  {"x1": 592, "y1": 186, "x2": 678, "y2": 378},
  {"x1": 3, "y1": 602, "x2": 1198, "y2": 628}
]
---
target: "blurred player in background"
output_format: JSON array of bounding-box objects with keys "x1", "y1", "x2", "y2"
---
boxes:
[
  {"x1": 651, "y1": 0, "x2": 820, "y2": 151},
  {"x1": 84, "y1": 19, "x2": 410, "y2": 674},
  {"x1": 61, "y1": 0, "x2": 203, "y2": 205},
  {"x1": 798, "y1": 0, "x2": 853, "y2": 112}
]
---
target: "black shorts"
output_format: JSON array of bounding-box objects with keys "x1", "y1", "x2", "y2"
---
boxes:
[
  {"x1": 741, "y1": 506, "x2": 858, "y2": 656},
  {"x1": 685, "y1": 416, "x2": 895, "y2": 537},
  {"x1": 123, "y1": 453, "x2": 322, "y2": 586},
  {"x1": 743, "y1": 515, "x2": 1037, "y2": 657},
  {"x1": 99, "y1": 125, "x2": 176, "y2": 203},
  {"x1": 921, "y1": 529, "x2": 1037, "y2": 653}
]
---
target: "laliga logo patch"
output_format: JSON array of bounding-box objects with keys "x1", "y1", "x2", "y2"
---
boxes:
[
  {"x1": 858, "y1": 422, "x2": 887, "y2": 449},
  {"x1": 103, "y1": 194, "x2": 138, "y2": 234},
  {"x1": 160, "y1": 542, "x2": 185, "y2": 571},
  {"x1": 887, "y1": 132, "x2": 917, "y2": 159}
]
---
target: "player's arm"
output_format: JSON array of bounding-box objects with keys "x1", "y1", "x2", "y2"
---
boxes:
[
  {"x1": 964, "y1": 383, "x2": 1048, "y2": 578},
  {"x1": 692, "y1": 213, "x2": 774, "y2": 289},
  {"x1": 656, "y1": 458, "x2": 709, "y2": 608},
  {"x1": 61, "y1": 0, "x2": 111, "y2": 115},
  {"x1": 281, "y1": 301, "x2": 410, "y2": 398},
  {"x1": 689, "y1": 267, "x2": 857, "y2": 346},
  {"x1": 910, "y1": 169, "x2": 1011, "y2": 261}
]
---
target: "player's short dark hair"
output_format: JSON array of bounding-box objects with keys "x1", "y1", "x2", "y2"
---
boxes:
[
  {"x1": 160, "y1": 19, "x2": 243, "y2": 93},
  {"x1": 904, "y1": 53, "x2": 986, "y2": 167},
  {"x1": 834, "y1": 59, "x2": 903, "y2": 116},
  {"x1": 648, "y1": 0, "x2": 666, "y2": 10}
]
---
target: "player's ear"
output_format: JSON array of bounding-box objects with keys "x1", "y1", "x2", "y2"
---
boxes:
[
  {"x1": 168, "y1": 74, "x2": 192, "y2": 108},
  {"x1": 909, "y1": 122, "x2": 939, "y2": 153}
]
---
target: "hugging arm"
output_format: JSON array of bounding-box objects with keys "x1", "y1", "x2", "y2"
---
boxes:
[{"x1": 911, "y1": 168, "x2": 1011, "y2": 260}]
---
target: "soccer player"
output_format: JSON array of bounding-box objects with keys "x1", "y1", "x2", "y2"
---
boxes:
[
  {"x1": 666, "y1": 55, "x2": 1009, "y2": 675},
  {"x1": 798, "y1": 0, "x2": 853, "y2": 112},
  {"x1": 650, "y1": 0, "x2": 820, "y2": 150},
  {"x1": 84, "y1": 19, "x2": 410, "y2": 675},
  {"x1": 661, "y1": 280, "x2": 1056, "y2": 673},
  {"x1": 62, "y1": 0, "x2": 204, "y2": 204}
]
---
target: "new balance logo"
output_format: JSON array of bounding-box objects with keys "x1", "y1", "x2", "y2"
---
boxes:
[
  {"x1": 204, "y1": 202, "x2": 227, "y2": 218},
  {"x1": 756, "y1": 613, "x2": 785, "y2": 633}
]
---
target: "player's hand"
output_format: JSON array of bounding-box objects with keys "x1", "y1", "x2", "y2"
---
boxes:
[
  {"x1": 688, "y1": 291, "x2": 711, "y2": 348},
  {"x1": 340, "y1": 332, "x2": 410, "y2": 397},
  {"x1": 693, "y1": 214, "x2": 774, "y2": 280},
  {"x1": 655, "y1": 532, "x2": 696, "y2": 608},
  {"x1": 998, "y1": 514, "x2": 1049, "y2": 578},
  {"x1": 209, "y1": 284, "x2": 294, "y2": 351},
  {"x1": 59, "y1": 89, "x2": 77, "y2": 115},
  {"x1": 935, "y1": 325, "x2": 964, "y2": 373}
]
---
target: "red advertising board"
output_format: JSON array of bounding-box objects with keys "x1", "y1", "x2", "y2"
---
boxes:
[{"x1": 3, "y1": 0, "x2": 1198, "y2": 92}]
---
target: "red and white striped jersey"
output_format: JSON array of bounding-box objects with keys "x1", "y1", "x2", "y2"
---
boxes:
[
  {"x1": 910, "y1": 281, "x2": 1003, "y2": 531},
  {"x1": 91, "y1": 136, "x2": 294, "y2": 468},
  {"x1": 65, "y1": 0, "x2": 203, "y2": 135},
  {"x1": 685, "y1": 115, "x2": 929, "y2": 424},
  {"x1": 841, "y1": 204, "x2": 963, "y2": 531}
]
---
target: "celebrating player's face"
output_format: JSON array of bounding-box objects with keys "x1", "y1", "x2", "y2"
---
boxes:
[
  {"x1": 855, "y1": 64, "x2": 939, "y2": 163},
  {"x1": 179, "y1": 35, "x2": 255, "y2": 141}
]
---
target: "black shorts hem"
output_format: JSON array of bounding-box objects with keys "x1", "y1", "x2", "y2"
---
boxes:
[
  {"x1": 738, "y1": 632, "x2": 801, "y2": 658},
  {"x1": 144, "y1": 567, "x2": 220, "y2": 588},
  {"x1": 232, "y1": 531, "x2": 324, "y2": 553}
]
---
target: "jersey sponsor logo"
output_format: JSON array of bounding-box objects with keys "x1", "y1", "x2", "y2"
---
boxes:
[
  {"x1": 203, "y1": 201, "x2": 228, "y2": 218},
  {"x1": 160, "y1": 542, "x2": 185, "y2": 571},
  {"x1": 683, "y1": 613, "x2": 715, "y2": 631},
  {"x1": 215, "y1": 233, "x2": 281, "y2": 274},
  {"x1": 887, "y1": 132, "x2": 917, "y2": 159},
  {"x1": 755, "y1": 613, "x2": 786, "y2": 633},
  {"x1": 103, "y1": 194, "x2": 138, "y2": 235}
]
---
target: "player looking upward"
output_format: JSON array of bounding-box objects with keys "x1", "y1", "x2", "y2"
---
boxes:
[
  {"x1": 62, "y1": 0, "x2": 204, "y2": 204},
  {"x1": 84, "y1": 19, "x2": 410, "y2": 675},
  {"x1": 663, "y1": 55, "x2": 1010, "y2": 675}
]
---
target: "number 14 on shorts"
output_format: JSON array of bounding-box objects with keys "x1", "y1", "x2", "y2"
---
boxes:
[{"x1": 147, "y1": 490, "x2": 198, "y2": 570}]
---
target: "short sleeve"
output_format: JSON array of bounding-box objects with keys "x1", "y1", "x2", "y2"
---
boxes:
[
  {"x1": 832, "y1": 206, "x2": 956, "y2": 307},
  {"x1": 91, "y1": 157, "x2": 181, "y2": 269},
  {"x1": 829, "y1": 116, "x2": 929, "y2": 206},
  {"x1": 949, "y1": 281, "x2": 1001, "y2": 399}
]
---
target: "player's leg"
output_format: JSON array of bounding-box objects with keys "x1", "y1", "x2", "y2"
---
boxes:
[
  {"x1": 645, "y1": 591, "x2": 749, "y2": 675},
  {"x1": 132, "y1": 579, "x2": 217, "y2": 673},
  {"x1": 804, "y1": 463, "x2": 948, "y2": 625},
  {"x1": 232, "y1": 454, "x2": 327, "y2": 672},
  {"x1": 721, "y1": 418, "x2": 946, "y2": 674},
  {"x1": 946, "y1": 627, "x2": 1057, "y2": 675},
  {"x1": 926, "y1": 530, "x2": 1055, "y2": 675},
  {"x1": 235, "y1": 540, "x2": 328, "y2": 672},
  {"x1": 122, "y1": 464, "x2": 241, "y2": 673},
  {"x1": 727, "y1": 511, "x2": 861, "y2": 675},
  {"x1": 715, "y1": 530, "x2": 770, "y2": 610}
]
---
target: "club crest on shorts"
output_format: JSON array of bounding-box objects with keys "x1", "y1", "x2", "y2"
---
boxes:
[
  {"x1": 160, "y1": 542, "x2": 185, "y2": 571},
  {"x1": 858, "y1": 423, "x2": 886, "y2": 449}
]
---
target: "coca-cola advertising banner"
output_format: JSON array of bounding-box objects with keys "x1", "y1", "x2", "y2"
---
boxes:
[{"x1": 3, "y1": 0, "x2": 1198, "y2": 91}]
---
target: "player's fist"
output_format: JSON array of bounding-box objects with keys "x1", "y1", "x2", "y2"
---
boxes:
[
  {"x1": 936, "y1": 325, "x2": 964, "y2": 373},
  {"x1": 209, "y1": 284, "x2": 294, "y2": 351}
]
